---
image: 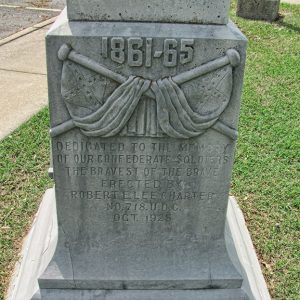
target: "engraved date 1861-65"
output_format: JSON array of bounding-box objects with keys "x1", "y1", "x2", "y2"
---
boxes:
[{"x1": 101, "y1": 37, "x2": 195, "y2": 67}]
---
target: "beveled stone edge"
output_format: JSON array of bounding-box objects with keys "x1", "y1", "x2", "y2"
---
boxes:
[
  {"x1": 6, "y1": 189, "x2": 57, "y2": 300},
  {"x1": 226, "y1": 197, "x2": 271, "y2": 300},
  {"x1": 38, "y1": 278, "x2": 243, "y2": 291},
  {"x1": 33, "y1": 288, "x2": 248, "y2": 299}
]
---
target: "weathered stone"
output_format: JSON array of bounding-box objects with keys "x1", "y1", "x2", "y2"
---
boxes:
[
  {"x1": 66, "y1": 0, "x2": 231, "y2": 24},
  {"x1": 36, "y1": 8, "x2": 249, "y2": 298},
  {"x1": 31, "y1": 0, "x2": 253, "y2": 296},
  {"x1": 8, "y1": 189, "x2": 270, "y2": 299},
  {"x1": 237, "y1": 0, "x2": 280, "y2": 21},
  {"x1": 37, "y1": 289, "x2": 249, "y2": 300}
]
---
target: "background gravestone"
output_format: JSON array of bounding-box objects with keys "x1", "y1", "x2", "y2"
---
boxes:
[
  {"x1": 237, "y1": 0, "x2": 280, "y2": 21},
  {"x1": 34, "y1": 0, "x2": 249, "y2": 299}
]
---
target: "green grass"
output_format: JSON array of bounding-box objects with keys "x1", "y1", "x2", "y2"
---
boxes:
[
  {"x1": 0, "y1": 109, "x2": 52, "y2": 299},
  {"x1": 230, "y1": 2, "x2": 300, "y2": 299},
  {"x1": 0, "y1": 2, "x2": 300, "y2": 300}
]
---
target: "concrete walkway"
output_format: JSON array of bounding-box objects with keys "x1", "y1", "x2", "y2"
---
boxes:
[
  {"x1": 0, "y1": 0, "x2": 64, "y2": 140},
  {"x1": 0, "y1": 18, "x2": 56, "y2": 140}
]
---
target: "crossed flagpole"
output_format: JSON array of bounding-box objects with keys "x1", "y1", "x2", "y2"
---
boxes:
[{"x1": 50, "y1": 44, "x2": 240, "y2": 140}]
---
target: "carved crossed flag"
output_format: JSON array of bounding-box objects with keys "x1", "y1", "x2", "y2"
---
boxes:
[{"x1": 51, "y1": 44, "x2": 240, "y2": 140}]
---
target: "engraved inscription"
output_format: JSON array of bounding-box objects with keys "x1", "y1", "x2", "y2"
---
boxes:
[
  {"x1": 53, "y1": 45, "x2": 240, "y2": 139},
  {"x1": 101, "y1": 37, "x2": 194, "y2": 67},
  {"x1": 54, "y1": 139, "x2": 232, "y2": 224},
  {"x1": 111, "y1": 37, "x2": 125, "y2": 64}
]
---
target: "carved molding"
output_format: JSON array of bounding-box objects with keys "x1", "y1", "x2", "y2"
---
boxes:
[{"x1": 51, "y1": 44, "x2": 240, "y2": 140}]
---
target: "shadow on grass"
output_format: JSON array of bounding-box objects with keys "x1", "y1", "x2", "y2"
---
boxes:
[
  {"x1": 277, "y1": 20, "x2": 300, "y2": 33},
  {"x1": 275, "y1": 14, "x2": 300, "y2": 33}
]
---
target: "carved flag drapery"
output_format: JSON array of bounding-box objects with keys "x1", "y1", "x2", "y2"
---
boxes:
[
  {"x1": 52, "y1": 44, "x2": 239, "y2": 140},
  {"x1": 151, "y1": 77, "x2": 231, "y2": 139},
  {"x1": 62, "y1": 74, "x2": 151, "y2": 137}
]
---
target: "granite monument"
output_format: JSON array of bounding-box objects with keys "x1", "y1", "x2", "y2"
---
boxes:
[{"x1": 35, "y1": 0, "x2": 249, "y2": 299}]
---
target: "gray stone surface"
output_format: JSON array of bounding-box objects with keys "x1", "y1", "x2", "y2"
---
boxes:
[
  {"x1": 66, "y1": 0, "x2": 231, "y2": 24},
  {"x1": 37, "y1": 289, "x2": 249, "y2": 299},
  {"x1": 37, "y1": 4, "x2": 248, "y2": 299},
  {"x1": 8, "y1": 190, "x2": 270, "y2": 299},
  {"x1": 6, "y1": 189, "x2": 271, "y2": 300},
  {"x1": 237, "y1": 0, "x2": 280, "y2": 21}
]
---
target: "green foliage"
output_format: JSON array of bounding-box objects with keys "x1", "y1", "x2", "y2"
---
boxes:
[
  {"x1": 0, "y1": 108, "x2": 52, "y2": 299},
  {"x1": 230, "y1": 2, "x2": 300, "y2": 299}
]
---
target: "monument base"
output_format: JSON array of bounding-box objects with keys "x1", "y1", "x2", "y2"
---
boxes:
[
  {"x1": 33, "y1": 288, "x2": 248, "y2": 300},
  {"x1": 38, "y1": 233, "x2": 243, "y2": 291},
  {"x1": 7, "y1": 189, "x2": 270, "y2": 300}
]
